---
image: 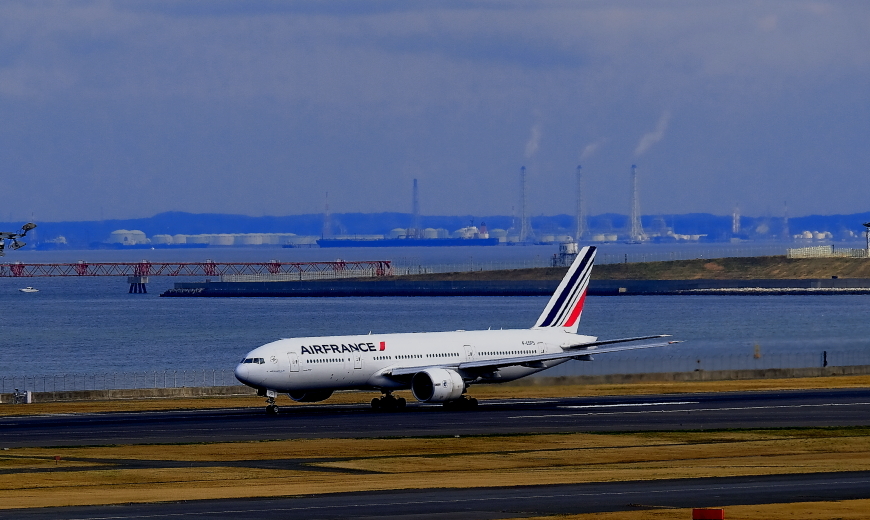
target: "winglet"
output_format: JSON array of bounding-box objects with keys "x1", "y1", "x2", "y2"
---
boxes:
[{"x1": 532, "y1": 245, "x2": 596, "y2": 333}]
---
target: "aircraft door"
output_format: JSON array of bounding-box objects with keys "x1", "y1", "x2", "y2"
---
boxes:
[
  {"x1": 287, "y1": 352, "x2": 300, "y2": 372},
  {"x1": 464, "y1": 345, "x2": 474, "y2": 362},
  {"x1": 353, "y1": 353, "x2": 362, "y2": 369}
]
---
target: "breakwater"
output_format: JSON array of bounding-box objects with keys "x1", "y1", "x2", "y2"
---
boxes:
[{"x1": 161, "y1": 278, "x2": 870, "y2": 297}]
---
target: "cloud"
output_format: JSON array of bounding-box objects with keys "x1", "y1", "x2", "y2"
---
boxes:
[{"x1": 634, "y1": 111, "x2": 671, "y2": 157}]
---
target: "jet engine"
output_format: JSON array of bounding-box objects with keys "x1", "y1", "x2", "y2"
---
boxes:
[
  {"x1": 411, "y1": 368, "x2": 465, "y2": 403},
  {"x1": 287, "y1": 389, "x2": 334, "y2": 402}
]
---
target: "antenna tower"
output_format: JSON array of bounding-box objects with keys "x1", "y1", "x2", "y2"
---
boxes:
[
  {"x1": 782, "y1": 201, "x2": 790, "y2": 241},
  {"x1": 628, "y1": 165, "x2": 645, "y2": 242},
  {"x1": 322, "y1": 192, "x2": 331, "y2": 239},
  {"x1": 575, "y1": 165, "x2": 586, "y2": 241}
]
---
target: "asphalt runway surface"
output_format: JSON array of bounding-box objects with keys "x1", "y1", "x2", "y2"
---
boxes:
[
  {"x1": 2, "y1": 472, "x2": 870, "y2": 519},
  {"x1": 2, "y1": 388, "x2": 870, "y2": 448},
  {"x1": 2, "y1": 388, "x2": 869, "y2": 518}
]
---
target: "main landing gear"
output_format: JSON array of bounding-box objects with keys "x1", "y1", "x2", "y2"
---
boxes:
[
  {"x1": 371, "y1": 392, "x2": 406, "y2": 411},
  {"x1": 443, "y1": 395, "x2": 478, "y2": 410}
]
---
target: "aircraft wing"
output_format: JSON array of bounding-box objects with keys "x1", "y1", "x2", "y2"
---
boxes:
[
  {"x1": 386, "y1": 338, "x2": 680, "y2": 376},
  {"x1": 566, "y1": 334, "x2": 671, "y2": 349},
  {"x1": 457, "y1": 340, "x2": 679, "y2": 371}
]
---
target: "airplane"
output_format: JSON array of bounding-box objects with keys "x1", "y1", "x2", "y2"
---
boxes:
[{"x1": 234, "y1": 245, "x2": 678, "y2": 414}]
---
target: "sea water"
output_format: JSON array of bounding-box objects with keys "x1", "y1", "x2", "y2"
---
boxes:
[{"x1": 2, "y1": 247, "x2": 870, "y2": 379}]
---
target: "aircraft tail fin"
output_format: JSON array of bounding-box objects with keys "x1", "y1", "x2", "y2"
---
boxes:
[{"x1": 532, "y1": 245, "x2": 596, "y2": 333}]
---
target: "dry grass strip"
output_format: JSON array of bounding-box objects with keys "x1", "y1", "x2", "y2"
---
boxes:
[
  {"x1": 522, "y1": 499, "x2": 870, "y2": 520},
  {"x1": 1, "y1": 428, "x2": 868, "y2": 510}
]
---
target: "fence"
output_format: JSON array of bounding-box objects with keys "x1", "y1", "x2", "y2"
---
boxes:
[
  {"x1": 787, "y1": 245, "x2": 868, "y2": 259},
  {"x1": 538, "y1": 349, "x2": 870, "y2": 378},
  {"x1": 0, "y1": 369, "x2": 242, "y2": 394},
  {"x1": 4, "y1": 349, "x2": 870, "y2": 393}
]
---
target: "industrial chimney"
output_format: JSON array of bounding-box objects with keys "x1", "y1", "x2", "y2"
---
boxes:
[
  {"x1": 412, "y1": 179, "x2": 420, "y2": 238},
  {"x1": 575, "y1": 165, "x2": 586, "y2": 241},
  {"x1": 628, "y1": 165, "x2": 645, "y2": 242},
  {"x1": 519, "y1": 166, "x2": 532, "y2": 242}
]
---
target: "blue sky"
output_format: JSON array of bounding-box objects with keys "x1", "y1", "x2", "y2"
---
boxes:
[{"x1": 2, "y1": 1, "x2": 868, "y2": 222}]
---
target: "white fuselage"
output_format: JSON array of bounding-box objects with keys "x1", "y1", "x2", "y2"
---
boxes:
[{"x1": 234, "y1": 328, "x2": 597, "y2": 393}]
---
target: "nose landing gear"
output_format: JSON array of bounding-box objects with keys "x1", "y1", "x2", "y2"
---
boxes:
[
  {"x1": 260, "y1": 389, "x2": 279, "y2": 416},
  {"x1": 371, "y1": 392, "x2": 406, "y2": 411}
]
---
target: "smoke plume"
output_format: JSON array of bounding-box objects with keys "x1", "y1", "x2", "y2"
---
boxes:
[
  {"x1": 525, "y1": 123, "x2": 542, "y2": 158},
  {"x1": 634, "y1": 111, "x2": 671, "y2": 156},
  {"x1": 579, "y1": 140, "x2": 602, "y2": 161}
]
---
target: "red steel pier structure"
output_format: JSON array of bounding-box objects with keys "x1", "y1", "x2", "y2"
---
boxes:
[{"x1": 0, "y1": 260, "x2": 392, "y2": 293}]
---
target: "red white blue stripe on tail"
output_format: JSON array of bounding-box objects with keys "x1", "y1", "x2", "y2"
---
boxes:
[{"x1": 533, "y1": 245, "x2": 596, "y2": 333}]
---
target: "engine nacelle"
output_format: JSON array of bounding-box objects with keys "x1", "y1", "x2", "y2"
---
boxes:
[
  {"x1": 411, "y1": 368, "x2": 465, "y2": 403},
  {"x1": 287, "y1": 389, "x2": 334, "y2": 402}
]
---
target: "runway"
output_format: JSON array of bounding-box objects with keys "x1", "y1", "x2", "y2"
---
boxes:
[
  {"x1": 2, "y1": 388, "x2": 870, "y2": 518},
  {"x1": 2, "y1": 472, "x2": 869, "y2": 519},
  {"x1": 2, "y1": 387, "x2": 870, "y2": 448}
]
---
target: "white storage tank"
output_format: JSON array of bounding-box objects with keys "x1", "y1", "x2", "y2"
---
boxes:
[
  {"x1": 107, "y1": 229, "x2": 132, "y2": 244},
  {"x1": 107, "y1": 229, "x2": 149, "y2": 245},
  {"x1": 151, "y1": 234, "x2": 173, "y2": 245},
  {"x1": 423, "y1": 228, "x2": 439, "y2": 239},
  {"x1": 172, "y1": 234, "x2": 188, "y2": 244},
  {"x1": 187, "y1": 235, "x2": 210, "y2": 244},
  {"x1": 238, "y1": 234, "x2": 263, "y2": 245},
  {"x1": 389, "y1": 228, "x2": 407, "y2": 239},
  {"x1": 210, "y1": 234, "x2": 234, "y2": 246}
]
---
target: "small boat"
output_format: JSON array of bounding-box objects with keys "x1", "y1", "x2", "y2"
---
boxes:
[{"x1": 19, "y1": 287, "x2": 39, "y2": 293}]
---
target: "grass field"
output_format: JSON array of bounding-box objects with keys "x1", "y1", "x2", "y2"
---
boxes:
[
  {"x1": 524, "y1": 500, "x2": 870, "y2": 520},
  {"x1": 2, "y1": 427, "x2": 869, "y2": 510},
  {"x1": 390, "y1": 255, "x2": 870, "y2": 281}
]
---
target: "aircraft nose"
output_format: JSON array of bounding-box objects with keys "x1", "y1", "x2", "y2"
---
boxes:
[{"x1": 234, "y1": 363, "x2": 251, "y2": 385}]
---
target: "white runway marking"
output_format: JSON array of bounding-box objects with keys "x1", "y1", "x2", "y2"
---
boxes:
[
  {"x1": 559, "y1": 401, "x2": 698, "y2": 409},
  {"x1": 510, "y1": 401, "x2": 870, "y2": 419}
]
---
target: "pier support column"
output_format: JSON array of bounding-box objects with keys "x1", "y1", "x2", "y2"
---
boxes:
[{"x1": 127, "y1": 276, "x2": 149, "y2": 294}]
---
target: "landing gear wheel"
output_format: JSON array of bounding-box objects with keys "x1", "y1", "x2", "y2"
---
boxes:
[{"x1": 371, "y1": 392, "x2": 406, "y2": 412}]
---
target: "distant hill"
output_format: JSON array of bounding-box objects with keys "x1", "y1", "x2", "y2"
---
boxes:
[{"x1": 2, "y1": 210, "x2": 869, "y2": 249}]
